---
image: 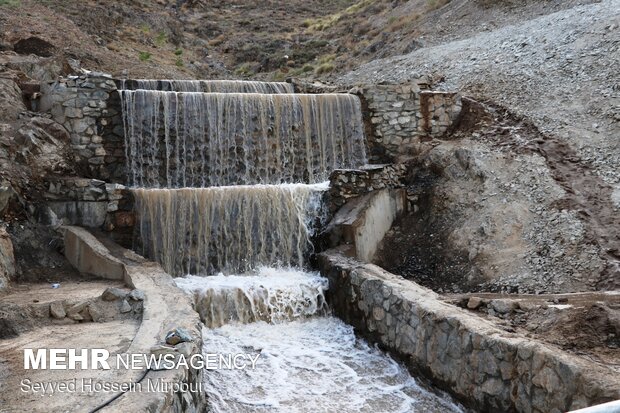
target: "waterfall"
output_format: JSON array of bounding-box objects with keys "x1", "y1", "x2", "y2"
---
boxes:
[
  {"x1": 119, "y1": 90, "x2": 366, "y2": 187},
  {"x1": 133, "y1": 183, "x2": 327, "y2": 276},
  {"x1": 121, "y1": 77, "x2": 462, "y2": 412},
  {"x1": 120, "y1": 79, "x2": 294, "y2": 93},
  {"x1": 176, "y1": 268, "x2": 329, "y2": 328}
]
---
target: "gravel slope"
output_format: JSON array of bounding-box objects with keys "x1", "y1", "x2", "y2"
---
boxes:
[{"x1": 341, "y1": 0, "x2": 620, "y2": 186}]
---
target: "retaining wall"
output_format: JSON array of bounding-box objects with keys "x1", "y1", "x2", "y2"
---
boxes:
[
  {"x1": 325, "y1": 188, "x2": 407, "y2": 262},
  {"x1": 318, "y1": 251, "x2": 620, "y2": 412},
  {"x1": 40, "y1": 74, "x2": 125, "y2": 181}
]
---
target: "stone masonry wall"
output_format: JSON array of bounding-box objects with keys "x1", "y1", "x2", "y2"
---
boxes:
[
  {"x1": 40, "y1": 73, "x2": 125, "y2": 182},
  {"x1": 356, "y1": 82, "x2": 462, "y2": 162},
  {"x1": 328, "y1": 164, "x2": 407, "y2": 213},
  {"x1": 319, "y1": 251, "x2": 620, "y2": 413},
  {"x1": 43, "y1": 177, "x2": 134, "y2": 246}
]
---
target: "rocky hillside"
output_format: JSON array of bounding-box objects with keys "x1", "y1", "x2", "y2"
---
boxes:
[{"x1": 0, "y1": 0, "x2": 599, "y2": 80}]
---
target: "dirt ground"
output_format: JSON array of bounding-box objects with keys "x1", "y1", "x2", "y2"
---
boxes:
[
  {"x1": 442, "y1": 291, "x2": 620, "y2": 371},
  {"x1": 0, "y1": 278, "x2": 140, "y2": 412}
]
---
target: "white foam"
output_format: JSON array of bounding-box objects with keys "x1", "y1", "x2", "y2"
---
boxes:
[
  {"x1": 202, "y1": 316, "x2": 464, "y2": 413},
  {"x1": 176, "y1": 268, "x2": 329, "y2": 327}
]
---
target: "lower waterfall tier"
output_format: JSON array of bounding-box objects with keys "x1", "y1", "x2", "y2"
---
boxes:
[
  {"x1": 133, "y1": 183, "x2": 327, "y2": 276},
  {"x1": 176, "y1": 268, "x2": 328, "y2": 328}
]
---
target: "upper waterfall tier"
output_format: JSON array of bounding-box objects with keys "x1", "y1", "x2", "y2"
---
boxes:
[
  {"x1": 120, "y1": 90, "x2": 367, "y2": 188},
  {"x1": 133, "y1": 183, "x2": 327, "y2": 276},
  {"x1": 120, "y1": 79, "x2": 294, "y2": 93}
]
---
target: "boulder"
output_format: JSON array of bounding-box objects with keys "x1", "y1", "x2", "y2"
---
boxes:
[{"x1": 49, "y1": 301, "x2": 66, "y2": 319}]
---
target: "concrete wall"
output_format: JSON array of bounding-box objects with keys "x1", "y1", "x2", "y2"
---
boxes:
[
  {"x1": 62, "y1": 226, "x2": 205, "y2": 412},
  {"x1": 325, "y1": 189, "x2": 407, "y2": 262},
  {"x1": 319, "y1": 251, "x2": 620, "y2": 413}
]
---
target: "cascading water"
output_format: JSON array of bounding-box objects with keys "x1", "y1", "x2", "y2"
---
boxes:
[
  {"x1": 122, "y1": 79, "x2": 462, "y2": 412},
  {"x1": 120, "y1": 90, "x2": 366, "y2": 187},
  {"x1": 120, "y1": 79, "x2": 294, "y2": 93},
  {"x1": 133, "y1": 183, "x2": 327, "y2": 275}
]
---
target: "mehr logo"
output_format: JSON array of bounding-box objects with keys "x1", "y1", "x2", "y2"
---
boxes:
[
  {"x1": 23, "y1": 348, "x2": 260, "y2": 371},
  {"x1": 24, "y1": 349, "x2": 110, "y2": 370}
]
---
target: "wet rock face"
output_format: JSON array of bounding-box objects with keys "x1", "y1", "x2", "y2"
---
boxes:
[{"x1": 0, "y1": 227, "x2": 16, "y2": 290}]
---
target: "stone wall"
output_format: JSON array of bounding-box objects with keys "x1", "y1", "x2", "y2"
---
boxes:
[
  {"x1": 355, "y1": 83, "x2": 462, "y2": 162},
  {"x1": 319, "y1": 251, "x2": 620, "y2": 413},
  {"x1": 328, "y1": 163, "x2": 407, "y2": 213},
  {"x1": 40, "y1": 73, "x2": 125, "y2": 181},
  {"x1": 42, "y1": 177, "x2": 134, "y2": 247}
]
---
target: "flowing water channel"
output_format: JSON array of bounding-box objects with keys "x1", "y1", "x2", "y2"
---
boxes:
[{"x1": 122, "y1": 79, "x2": 462, "y2": 412}]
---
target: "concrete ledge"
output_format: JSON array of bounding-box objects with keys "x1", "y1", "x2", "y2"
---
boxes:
[
  {"x1": 62, "y1": 226, "x2": 205, "y2": 412},
  {"x1": 319, "y1": 250, "x2": 620, "y2": 413},
  {"x1": 63, "y1": 226, "x2": 125, "y2": 280},
  {"x1": 325, "y1": 188, "x2": 406, "y2": 261}
]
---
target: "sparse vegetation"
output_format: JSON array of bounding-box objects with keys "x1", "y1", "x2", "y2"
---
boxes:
[
  {"x1": 315, "y1": 62, "x2": 335, "y2": 75},
  {"x1": 154, "y1": 32, "x2": 167, "y2": 46},
  {"x1": 138, "y1": 51, "x2": 152, "y2": 62},
  {"x1": 0, "y1": 0, "x2": 21, "y2": 6},
  {"x1": 175, "y1": 57, "x2": 183, "y2": 67},
  {"x1": 427, "y1": 0, "x2": 451, "y2": 11},
  {"x1": 174, "y1": 48, "x2": 183, "y2": 56}
]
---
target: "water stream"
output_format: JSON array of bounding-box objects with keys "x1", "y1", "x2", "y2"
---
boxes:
[{"x1": 177, "y1": 269, "x2": 463, "y2": 413}]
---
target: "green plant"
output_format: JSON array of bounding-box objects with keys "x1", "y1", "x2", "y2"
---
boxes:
[
  {"x1": 315, "y1": 62, "x2": 335, "y2": 75},
  {"x1": 0, "y1": 0, "x2": 21, "y2": 6},
  {"x1": 301, "y1": 64, "x2": 314, "y2": 73},
  {"x1": 175, "y1": 57, "x2": 184, "y2": 67},
  {"x1": 318, "y1": 54, "x2": 336, "y2": 65},
  {"x1": 235, "y1": 62, "x2": 255, "y2": 76},
  {"x1": 174, "y1": 48, "x2": 183, "y2": 56},
  {"x1": 138, "y1": 51, "x2": 152, "y2": 62},
  {"x1": 140, "y1": 24, "x2": 150, "y2": 34},
  {"x1": 155, "y1": 32, "x2": 167, "y2": 46}
]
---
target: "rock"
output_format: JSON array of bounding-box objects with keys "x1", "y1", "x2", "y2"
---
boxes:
[
  {"x1": 467, "y1": 297, "x2": 484, "y2": 310},
  {"x1": 0, "y1": 227, "x2": 16, "y2": 291},
  {"x1": 49, "y1": 301, "x2": 66, "y2": 319},
  {"x1": 66, "y1": 300, "x2": 90, "y2": 320},
  {"x1": 490, "y1": 299, "x2": 517, "y2": 314},
  {"x1": 120, "y1": 299, "x2": 132, "y2": 313},
  {"x1": 128, "y1": 289, "x2": 145, "y2": 301},
  {"x1": 0, "y1": 184, "x2": 18, "y2": 216},
  {"x1": 0, "y1": 78, "x2": 27, "y2": 121},
  {"x1": 87, "y1": 303, "x2": 105, "y2": 322},
  {"x1": 175, "y1": 342, "x2": 194, "y2": 358},
  {"x1": 165, "y1": 327, "x2": 193, "y2": 345},
  {"x1": 101, "y1": 287, "x2": 126, "y2": 301}
]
